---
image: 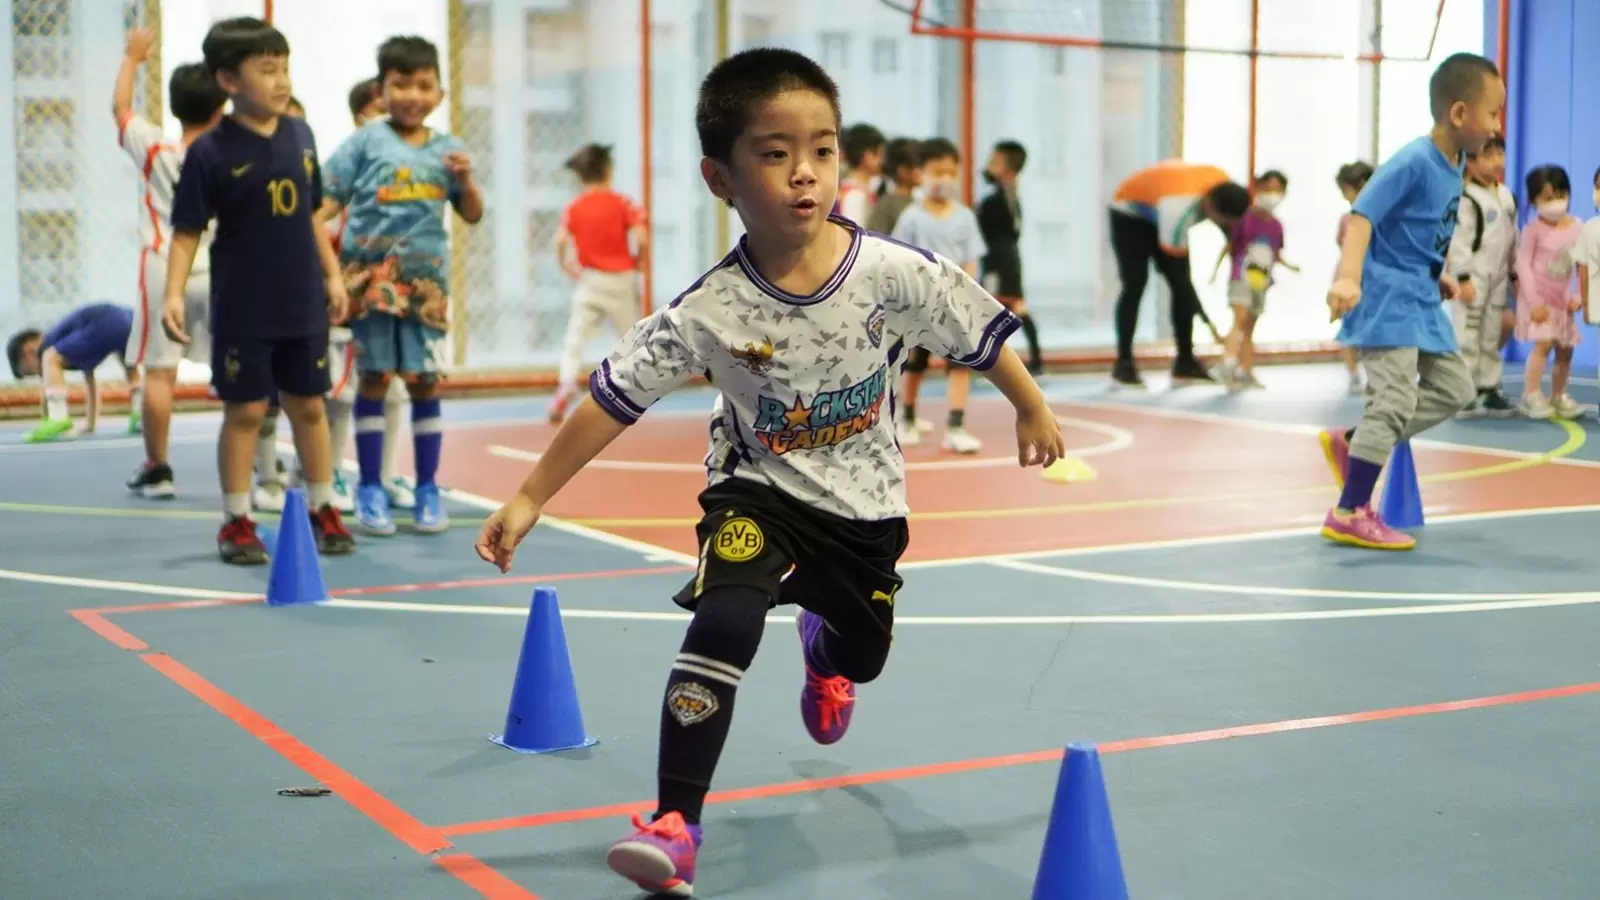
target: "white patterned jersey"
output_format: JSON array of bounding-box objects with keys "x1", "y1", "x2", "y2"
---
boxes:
[
  {"x1": 588, "y1": 218, "x2": 1020, "y2": 520},
  {"x1": 118, "y1": 112, "x2": 212, "y2": 273}
]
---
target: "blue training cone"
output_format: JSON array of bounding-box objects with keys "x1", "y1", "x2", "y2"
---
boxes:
[
  {"x1": 1378, "y1": 440, "x2": 1424, "y2": 529},
  {"x1": 1032, "y1": 744, "x2": 1129, "y2": 900},
  {"x1": 490, "y1": 588, "x2": 599, "y2": 754},
  {"x1": 265, "y1": 487, "x2": 328, "y2": 607}
]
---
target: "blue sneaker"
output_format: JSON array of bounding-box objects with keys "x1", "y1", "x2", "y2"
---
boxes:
[
  {"x1": 355, "y1": 482, "x2": 396, "y2": 536},
  {"x1": 606, "y1": 812, "x2": 702, "y2": 896},
  {"x1": 412, "y1": 482, "x2": 449, "y2": 534}
]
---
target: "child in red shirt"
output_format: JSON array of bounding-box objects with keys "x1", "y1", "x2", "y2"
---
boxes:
[{"x1": 549, "y1": 144, "x2": 648, "y2": 423}]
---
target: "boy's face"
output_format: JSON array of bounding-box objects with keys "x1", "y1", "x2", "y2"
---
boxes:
[
  {"x1": 383, "y1": 68, "x2": 442, "y2": 128},
  {"x1": 14, "y1": 337, "x2": 40, "y2": 378},
  {"x1": 219, "y1": 52, "x2": 292, "y2": 118},
  {"x1": 1450, "y1": 74, "x2": 1505, "y2": 154},
  {"x1": 355, "y1": 96, "x2": 386, "y2": 127},
  {"x1": 1468, "y1": 146, "x2": 1505, "y2": 183},
  {"x1": 701, "y1": 89, "x2": 839, "y2": 245},
  {"x1": 983, "y1": 149, "x2": 1013, "y2": 183},
  {"x1": 922, "y1": 155, "x2": 960, "y2": 201}
]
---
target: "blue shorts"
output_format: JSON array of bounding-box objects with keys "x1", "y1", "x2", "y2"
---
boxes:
[{"x1": 352, "y1": 313, "x2": 446, "y2": 378}]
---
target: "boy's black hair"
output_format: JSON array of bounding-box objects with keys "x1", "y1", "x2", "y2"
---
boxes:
[
  {"x1": 565, "y1": 143, "x2": 614, "y2": 183},
  {"x1": 993, "y1": 140, "x2": 1027, "y2": 174},
  {"x1": 1525, "y1": 164, "x2": 1571, "y2": 204},
  {"x1": 841, "y1": 124, "x2": 886, "y2": 169},
  {"x1": 1428, "y1": 52, "x2": 1499, "y2": 122},
  {"x1": 201, "y1": 17, "x2": 289, "y2": 76},
  {"x1": 1205, "y1": 181, "x2": 1251, "y2": 220},
  {"x1": 695, "y1": 48, "x2": 841, "y2": 163},
  {"x1": 168, "y1": 62, "x2": 227, "y2": 126},
  {"x1": 348, "y1": 78, "x2": 381, "y2": 120},
  {"x1": 1255, "y1": 169, "x2": 1288, "y2": 188},
  {"x1": 377, "y1": 36, "x2": 441, "y2": 80},
  {"x1": 1336, "y1": 161, "x2": 1374, "y2": 190},
  {"x1": 918, "y1": 137, "x2": 960, "y2": 166},
  {"x1": 877, "y1": 137, "x2": 921, "y2": 196},
  {"x1": 6, "y1": 329, "x2": 40, "y2": 380},
  {"x1": 1477, "y1": 134, "x2": 1506, "y2": 155}
]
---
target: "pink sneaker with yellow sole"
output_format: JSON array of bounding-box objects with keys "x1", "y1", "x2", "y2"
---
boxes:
[{"x1": 1321, "y1": 505, "x2": 1415, "y2": 550}]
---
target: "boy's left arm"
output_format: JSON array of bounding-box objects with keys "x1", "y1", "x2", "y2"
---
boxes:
[
  {"x1": 303, "y1": 130, "x2": 348, "y2": 323},
  {"x1": 444, "y1": 141, "x2": 485, "y2": 224},
  {"x1": 902, "y1": 255, "x2": 1063, "y2": 466}
]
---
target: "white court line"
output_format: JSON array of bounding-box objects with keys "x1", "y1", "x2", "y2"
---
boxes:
[
  {"x1": 1066, "y1": 398, "x2": 1600, "y2": 470},
  {"x1": 14, "y1": 561, "x2": 1600, "y2": 627},
  {"x1": 483, "y1": 415, "x2": 1137, "y2": 474}
]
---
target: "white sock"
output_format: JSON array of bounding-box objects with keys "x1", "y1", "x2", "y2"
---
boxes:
[
  {"x1": 44, "y1": 387, "x2": 67, "y2": 421},
  {"x1": 223, "y1": 493, "x2": 250, "y2": 519},
  {"x1": 256, "y1": 416, "x2": 280, "y2": 484},
  {"x1": 381, "y1": 395, "x2": 404, "y2": 483},
  {"x1": 305, "y1": 480, "x2": 334, "y2": 510},
  {"x1": 327, "y1": 398, "x2": 353, "y2": 474}
]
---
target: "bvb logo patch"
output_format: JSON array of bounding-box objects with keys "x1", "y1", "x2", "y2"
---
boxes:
[
  {"x1": 666, "y1": 682, "x2": 719, "y2": 726},
  {"x1": 713, "y1": 516, "x2": 764, "y2": 563}
]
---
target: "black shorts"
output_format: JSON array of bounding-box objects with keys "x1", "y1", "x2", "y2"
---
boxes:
[
  {"x1": 211, "y1": 333, "x2": 331, "y2": 404},
  {"x1": 671, "y1": 479, "x2": 910, "y2": 642},
  {"x1": 904, "y1": 346, "x2": 967, "y2": 374},
  {"x1": 983, "y1": 264, "x2": 1024, "y2": 300}
]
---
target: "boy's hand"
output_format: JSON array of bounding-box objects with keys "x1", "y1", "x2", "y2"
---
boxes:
[
  {"x1": 1569, "y1": 297, "x2": 1584, "y2": 313},
  {"x1": 1458, "y1": 279, "x2": 1477, "y2": 304},
  {"x1": 443, "y1": 151, "x2": 474, "y2": 184},
  {"x1": 161, "y1": 296, "x2": 190, "y2": 345},
  {"x1": 476, "y1": 493, "x2": 541, "y2": 573},
  {"x1": 326, "y1": 276, "x2": 351, "y2": 325},
  {"x1": 1438, "y1": 273, "x2": 1460, "y2": 301},
  {"x1": 124, "y1": 26, "x2": 155, "y2": 62},
  {"x1": 1015, "y1": 402, "x2": 1065, "y2": 468},
  {"x1": 1531, "y1": 305, "x2": 1550, "y2": 324},
  {"x1": 1327, "y1": 278, "x2": 1360, "y2": 320}
]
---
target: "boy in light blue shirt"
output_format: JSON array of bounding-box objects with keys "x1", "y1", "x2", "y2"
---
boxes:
[
  {"x1": 317, "y1": 35, "x2": 483, "y2": 536},
  {"x1": 891, "y1": 137, "x2": 988, "y2": 454},
  {"x1": 1318, "y1": 52, "x2": 1504, "y2": 551}
]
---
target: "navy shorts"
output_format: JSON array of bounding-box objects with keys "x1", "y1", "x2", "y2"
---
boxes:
[{"x1": 211, "y1": 333, "x2": 331, "y2": 404}]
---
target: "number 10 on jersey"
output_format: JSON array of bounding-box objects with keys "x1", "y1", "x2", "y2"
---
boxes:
[{"x1": 268, "y1": 178, "x2": 298, "y2": 216}]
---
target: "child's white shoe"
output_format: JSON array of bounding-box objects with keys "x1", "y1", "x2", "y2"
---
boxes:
[
  {"x1": 942, "y1": 428, "x2": 982, "y2": 455},
  {"x1": 1553, "y1": 393, "x2": 1584, "y2": 419},
  {"x1": 1521, "y1": 392, "x2": 1554, "y2": 419}
]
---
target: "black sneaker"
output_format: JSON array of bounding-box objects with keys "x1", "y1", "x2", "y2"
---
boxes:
[
  {"x1": 1111, "y1": 358, "x2": 1144, "y2": 389},
  {"x1": 126, "y1": 461, "x2": 175, "y2": 499},
  {"x1": 1481, "y1": 387, "x2": 1516, "y2": 417},
  {"x1": 311, "y1": 504, "x2": 356, "y2": 555},
  {"x1": 1170, "y1": 357, "x2": 1215, "y2": 385},
  {"x1": 218, "y1": 516, "x2": 270, "y2": 565}
]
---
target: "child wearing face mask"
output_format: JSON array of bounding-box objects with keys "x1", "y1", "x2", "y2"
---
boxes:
[
  {"x1": 1334, "y1": 162, "x2": 1375, "y2": 394},
  {"x1": 1514, "y1": 164, "x2": 1585, "y2": 419},
  {"x1": 1212, "y1": 170, "x2": 1297, "y2": 389},
  {"x1": 1444, "y1": 134, "x2": 1518, "y2": 417},
  {"x1": 891, "y1": 137, "x2": 987, "y2": 453},
  {"x1": 1571, "y1": 168, "x2": 1600, "y2": 409}
]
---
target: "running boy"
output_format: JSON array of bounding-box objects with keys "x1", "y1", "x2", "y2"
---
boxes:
[
  {"x1": 6, "y1": 302, "x2": 137, "y2": 443},
  {"x1": 114, "y1": 26, "x2": 227, "y2": 497},
  {"x1": 472, "y1": 48, "x2": 1064, "y2": 896},
  {"x1": 1319, "y1": 52, "x2": 1501, "y2": 550},
  {"x1": 1445, "y1": 134, "x2": 1517, "y2": 416},
  {"x1": 548, "y1": 142, "x2": 647, "y2": 424},
  {"x1": 891, "y1": 137, "x2": 987, "y2": 453},
  {"x1": 317, "y1": 35, "x2": 485, "y2": 536},
  {"x1": 978, "y1": 139, "x2": 1043, "y2": 372},
  {"x1": 164, "y1": 16, "x2": 355, "y2": 564}
]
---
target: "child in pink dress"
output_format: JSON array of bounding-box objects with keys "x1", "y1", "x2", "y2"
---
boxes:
[{"x1": 1515, "y1": 164, "x2": 1585, "y2": 419}]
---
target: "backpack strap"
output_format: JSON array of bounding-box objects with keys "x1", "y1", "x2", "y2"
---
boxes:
[{"x1": 1465, "y1": 190, "x2": 1486, "y2": 254}]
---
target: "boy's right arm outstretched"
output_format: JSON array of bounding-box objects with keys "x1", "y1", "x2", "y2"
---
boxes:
[{"x1": 476, "y1": 309, "x2": 704, "y2": 572}]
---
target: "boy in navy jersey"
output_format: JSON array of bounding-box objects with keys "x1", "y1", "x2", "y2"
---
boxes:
[{"x1": 163, "y1": 17, "x2": 355, "y2": 564}]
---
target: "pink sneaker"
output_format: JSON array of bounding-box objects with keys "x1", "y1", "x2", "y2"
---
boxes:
[
  {"x1": 797, "y1": 610, "x2": 856, "y2": 744},
  {"x1": 606, "y1": 811, "x2": 702, "y2": 896},
  {"x1": 1320, "y1": 505, "x2": 1415, "y2": 550},
  {"x1": 1319, "y1": 428, "x2": 1351, "y2": 488}
]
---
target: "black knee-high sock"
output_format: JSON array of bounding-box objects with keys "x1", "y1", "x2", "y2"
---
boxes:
[
  {"x1": 1018, "y1": 314, "x2": 1042, "y2": 367},
  {"x1": 656, "y1": 586, "x2": 768, "y2": 824}
]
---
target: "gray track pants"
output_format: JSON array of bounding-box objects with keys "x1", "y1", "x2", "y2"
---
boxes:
[{"x1": 1349, "y1": 347, "x2": 1476, "y2": 465}]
